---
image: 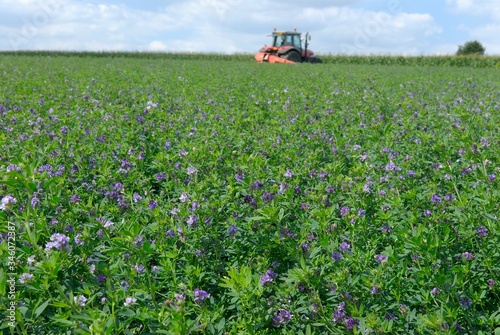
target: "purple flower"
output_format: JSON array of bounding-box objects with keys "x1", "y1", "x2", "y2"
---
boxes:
[
  {"x1": 362, "y1": 182, "x2": 372, "y2": 193},
  {"x1": 133, "y1": 192, "x2": 142, "y2": 203},
  {"x1": 27, "y1": 255, "x2": 36, "y2": 266},
  {"x1": 170, "y1": 207, "x2": 180, "y2": 216},
  {"x1": 476, "y1": 226, "x2": 488, "y2": 238},
  {"x1": 227, "y1": 225, "x2": 238, "y2": 237},
  {"x1": 430, "y1": 287, "x2": 439, "y2": 296},
  {"x1": 385, "y1": 161, "x2": 401, "y2": 172},
  {"x1": 179, "y1": 192, "x2": 190, "y2": 202},
  {"x1": 187, "y1": 166, "x2": 198, "y2": 175},
  {"x1": 340, "y1": 206, "x2": 350, "y2": 218},
  {"x1": 252, "y1": 180, "x2": 263, "y2": 189},
  {"x1": 424, "y1": 210, "x2": 432, "y2": 216},
  {"x1": 480, "y1": 138, "x2": 490, "y2": 147},
  {"x1": 74, "y1": 234, "x2": 84, "y2": 246},
  {"x1": 332, "y1": 252, "x2": 343, "y2": 262},
  {"x1": 339, "y1": 241, "x2": 351, "y2": 253},
  {"x1": 124, "y1": 297, "x2": 137, "y2": 307},
  {"x1": 134, "y1": 264, "x2": 145, "y2": 274},
  {"x1": 134, "y1": 235, "x2": 143, "y2": 247},
  {"x1": 371, "y1": 286, "x2": 379, "y2": 294},
  {"x1": 31, "y1": 195, "x2": 40, "y2": 209},
  {"x1": 385, "y1": 312, "x2": 397, "y2": 321},
  {"x1": 155, "y1": 172, "x2": 166, "y2": 181},
  {"x1": 193, "y1": 289, "x2": 210, "y2": 305},
  {"x1": 462, "y1": 252, "x2": 475, "y2": 260},
  {"x1": 19, "y1": 273, "x2": 34, "y2": 284},
  {"x1": 260, "y1": 269, "x2": 277, "y2": 286},
  {"x1": 488, "y1": 279, "x2": 495, "y2": 289},
  {"x1": 374, "y1": 254, "x2": 388, "y2": 264},
  {"x1": 486, "y1": 173, "x2": 495, "y2": 182},
  {"x1": 284, "y1": 168, "x2": 293, "y2": 178},
  {"x1": 345, "y1": 317, "x2": 359, "y2": 331},
  {"x1": 1, "y1": 195, "x2": 17, "y2": 211},
  {"x1": 165, "y1": 229, "x2": 176, "y2": 238},
  {"x1": 235, "y1": 172, "x2": 244, "y2": 183},
  {"x1": 381, "y1": 225, "x2": 392, "y2": 233},
  {"x1": 96, "y1": 273, "x2": 107, "y2": 285},
  {"x1": 459, "y1": 296, "x2": 472, "y2": 309},
  {"x1": 332, "y1": 302, "x2": 346, "y2": 323},
  {"x1": 407, "y1": 170, "x2": 416, "y2": 177},
  {"x1": 431, "y1": 194, "x2": 442, "y2": 204},
  {"x1": 186, "y1": 215, "x2": 198, "y2": 227},
  {"x1": 74, "y1": 295, "x2": 87, "y2": 307},
  {"x1": 276, "y1": 182, "x2": 287, "y2": 194},
  {"x1": 45, "y1": 233, "x2": 71, "y2": 251},
  {"x1": 443, "y1": 193, "x2": 455, "y2": 201},
  {"x1": 98, "y1": 217, "x2": 114, "y2": 228},
  {"x1": 272, "y1": 309, "x2": 293, "y2": 327},
  {"x1": 6, "y1": 164, "x2": 21, "y2": 172},
  {"x1": 261, "y1": 192, "x2": 272, "y2": 203},
  {"x1": 149, "y1": 200, "x2": 158, "y2": 210}
]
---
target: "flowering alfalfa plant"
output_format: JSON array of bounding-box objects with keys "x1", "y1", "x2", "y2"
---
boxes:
[{"x1": 0, "y1": 54, "x2": 499, "y2": 334}]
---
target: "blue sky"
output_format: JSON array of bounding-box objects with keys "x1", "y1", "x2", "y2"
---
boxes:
[{"x1": 1, "y1": 0, "x2": 499, "y2": 55}]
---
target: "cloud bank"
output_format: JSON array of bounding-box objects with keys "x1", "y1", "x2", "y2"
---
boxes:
[{"x1": 0, "y1": 0, "x2": 498, "y2": 54}]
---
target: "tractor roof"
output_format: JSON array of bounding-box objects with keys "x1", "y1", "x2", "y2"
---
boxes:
[{"x1": 271, "y1": 30, "x2": 301, "y2": 36}]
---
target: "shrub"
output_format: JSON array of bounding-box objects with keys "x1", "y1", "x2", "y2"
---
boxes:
[{"x1": 456, "y1": 40, "x2": 486, "y2": 56}]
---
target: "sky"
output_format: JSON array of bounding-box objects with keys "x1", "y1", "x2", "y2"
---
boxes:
[{"x1": 1, "y1": 0, "x2": 499, "y2": 55}]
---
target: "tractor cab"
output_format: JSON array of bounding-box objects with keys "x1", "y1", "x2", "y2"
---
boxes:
[
  {"x1": 272, "y1": 31, "x2": 302, "y2": 51},
  {"x1": 255, "y1": 28, "x2": 321, "y2": 64}
]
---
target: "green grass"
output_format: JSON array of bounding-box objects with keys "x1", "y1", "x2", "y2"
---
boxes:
[{"x1": 1, "y1": 51, "x2": 500, "y2": 68}]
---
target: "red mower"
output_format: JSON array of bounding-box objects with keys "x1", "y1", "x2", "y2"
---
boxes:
[{"x1": 254, "y1": 28, "x2": 322, "y2": 64}]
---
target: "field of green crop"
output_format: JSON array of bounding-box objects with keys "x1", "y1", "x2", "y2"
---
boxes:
[{"x1": 1, "y1": 54, "x2": 499, "y2": 334}]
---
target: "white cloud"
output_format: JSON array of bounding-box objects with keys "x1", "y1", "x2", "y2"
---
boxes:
[
  {"x1": 468, "y1": 24, "x2": 500, "y2": 54},
  {"x1": 445, "y1": 0, "x2": 500, "y2": 54},
  {"x1": 0, "y1": 0, "x2": 473, "y2": 55},
  {"x1": 446, "y1": 0, "x2": 500, "y2": 19},
  {"x1": 148, "y1": 40, "x2": 167, "y2": 51}
]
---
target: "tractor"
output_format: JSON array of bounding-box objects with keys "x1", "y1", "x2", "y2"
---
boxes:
[{"x1": 254, "y1": 28, "x2": 322, "y2": 64}]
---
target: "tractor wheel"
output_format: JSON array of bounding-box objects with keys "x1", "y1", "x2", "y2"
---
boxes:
[
  {"x1": 283, "y1": 50, "x2": 301, "y2": 63},
  {"x1": 308, "y1": 57, "x2": 322, "y2": 64}
]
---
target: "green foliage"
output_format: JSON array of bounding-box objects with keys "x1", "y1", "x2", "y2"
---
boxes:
[
  {"x1": 0, "y1": 54, "x2": 499, "y2": 334},
  {"x1": 456, "y1": 40, "x2": 486, "y2": 56},
  {"x1": 1, "y1": 50, "x2": 500, "y2": 68}
]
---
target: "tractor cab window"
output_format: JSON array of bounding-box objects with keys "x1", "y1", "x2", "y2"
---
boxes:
[
  {"x1": 283, "y1": 34, "x2": 293, "y2": 46},
  {"x1": 293, "y1": 35, "x2": 302, "y2": 50},
  {"x1": 272, "y1": 35, "x2": 284, "y2": 47}
]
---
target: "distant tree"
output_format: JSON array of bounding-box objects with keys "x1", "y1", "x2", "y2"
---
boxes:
[{"x1": 456, "y1": 40, "x2": 486, "y2": 56}]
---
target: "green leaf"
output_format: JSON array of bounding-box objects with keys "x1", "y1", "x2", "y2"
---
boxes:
[
  {"x1": 0, "y1": 268, "x2": 5, "y2": 295},
  {"x1": 216, "y1": 317, "x2": 225, "y2": 331},
  {"x1": 34, "y1": 299, "x2": 51, "y2": 319}
]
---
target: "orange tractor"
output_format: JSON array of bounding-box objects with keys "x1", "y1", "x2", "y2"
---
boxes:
[{"x1": 254, "y1": 28, "x2": 322, "y2": 64}]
